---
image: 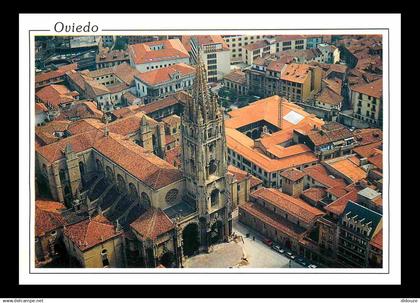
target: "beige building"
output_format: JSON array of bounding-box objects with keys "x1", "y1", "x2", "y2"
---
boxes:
[
  {"x1": 225, "y1": 95, "x2": 324, "y2": 188},
  {"x1": 227, "y1": 165, "x2": 263, "y2": 209},
  {"x1": 239, "y1": 187, "x2": 325, "y2": 260},
  {"x1": 96, "y1": 49, "x2": 130, "y2": 69},
  {"x1": 63, "y1": 214, "x2": 125, "y2": 268},
  {"x1": 128, "y1": 39, "x2": 190, "y2": 73},
  {"x1": 351, "y1": 78, "x2": 383, "y2": 127},
  {"x1": 223, "y1": 35, "x2": 268, "y2": 63},
  {"x1": 66, "y1": 63, "x2": 141, "y2": 112},
  {"x1": 223, "y1": 69, "x2": 248, "y2": 96},
  {"x1": 280, "y1": 63, "x2": 322, "y2": 103},
  {"x1": 242, "y1": 35, "x2": 308, "y2": 65},
  {"x1": 134, "y1": 63, "x2": 195, "y2": 103},
  {"x1": 35, "y1": 200, "x2": 67, "y2": 266},
  {"x1": 182, "y1": 35, "x2": 231, "y2": 82}
]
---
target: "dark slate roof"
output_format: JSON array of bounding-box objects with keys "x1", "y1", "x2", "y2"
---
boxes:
[{"x1": 342, "y1": 201, "x2": 382, "y2": 238}]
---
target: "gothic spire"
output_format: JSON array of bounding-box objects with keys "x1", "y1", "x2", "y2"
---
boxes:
[{"x1": 185, "y1": 48, "x2": 219, "y2": 124}]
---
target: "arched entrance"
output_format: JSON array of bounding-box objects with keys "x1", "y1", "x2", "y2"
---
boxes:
[
  {"x1": 160, "y1": 251, "x2": 175, "y2": 268},
  {"x1": 182, "y1": 223, "x2": 199, "y2": 257},
  {"x1": 210, "y1": 220, "x2": 224, "y2": 245},
  {"x1": 285, "y1": 239, "x2": 292, "y2": 250}
]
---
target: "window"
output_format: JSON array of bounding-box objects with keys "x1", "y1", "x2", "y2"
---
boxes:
[
  {"x1": 101, "y1": 249, "x2": 110, "y2": 267},
  {"x1": 165, "y1": 189, "x2": 179, "y2": 204}
]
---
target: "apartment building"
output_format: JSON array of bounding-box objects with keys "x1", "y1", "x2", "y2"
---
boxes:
[
  {"x1": 128, "y1": 39, "x2": 190, "y2": 73},
  {"x1": 134, "y1": 63, "x2": 195, "y2": 104},
  {"x1": 182, "y1": 35, "x2": 231, "y2": 82},
  {"x1": 223, "y1": 35, "x2": 268, "y2": 63},
  {"x1": 279, "y1": 63, "x2": 322, "y2": 103},
  {"x1": 242, "y1": 35, "x2": 309, "y2": 65},
  {"x1": 351, "y1": 78, "x2": 383, "y2": 127}
]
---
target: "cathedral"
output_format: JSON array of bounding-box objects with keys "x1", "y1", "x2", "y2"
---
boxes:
[{"x1": 34, "y1": 53, "x2": 232, "y2": 268}]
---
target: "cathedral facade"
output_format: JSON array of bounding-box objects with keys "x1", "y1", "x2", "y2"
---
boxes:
[{"x1": 35, "y1": 53, "x2": 232, "y2": 268}]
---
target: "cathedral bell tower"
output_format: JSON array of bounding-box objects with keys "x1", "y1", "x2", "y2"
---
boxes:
[{"x1": 180, "y1": 51, "x2": 232, "y2": 253}]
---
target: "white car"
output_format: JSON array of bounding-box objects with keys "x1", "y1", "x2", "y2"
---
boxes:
[{"x1": 308, "y1": 264, "x2": 317, "y2": 268}]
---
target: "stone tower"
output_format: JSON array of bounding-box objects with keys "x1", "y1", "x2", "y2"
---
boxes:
[
  {"x1": 139, "y1": 115, "x2": 153, "y2": 152},
  {"x1": 181, "y1": 53, "x2": 232, "y2": 253}
]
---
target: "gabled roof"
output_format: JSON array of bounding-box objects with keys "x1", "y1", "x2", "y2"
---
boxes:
[
  {"x1": 35, "y1": 84, "x2": 78, "y2": 108},
  {"x1": 303, "y1": 164, "x2": 348, "y2": 188},
  {"x1": 324, "y1": 190, "x2": 358, "y2": 216},
  {"x1": 64, "y1": 215, "x2": 122, "y2": 251},
  {"x1": 351, "y1": 78, "x2": 383, "y2": 98},
  {"x1": 129, "y1": 39, "x2": 189, "y2": 65},
  {"x1": 280, "y1": 168, "x2": 305, "y2": 181},
  {"x1": 135, "y1": 63, "x2": 195, "y2": 86},
  {"x1": 36, "y1": 129, "x2": 184, "y2": 190},
  {"x1": 35, "y1": 200, "x2": 66, "y2": 237},
  {"x1": 251, "y1": 187, "x2": 325, "y2": 224},
  {"x1": 342, "y1": 201, "x2": 382, "y2": 238},
  {"x1": 130, "y1": 208, "x2": 175, "y2": 241}
]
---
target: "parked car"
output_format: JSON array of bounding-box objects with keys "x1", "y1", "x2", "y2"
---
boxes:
[
  {"x1": 297, "y1": 258, "x2": 307, "y2": 266},
  {"x1": 308, "y1": 264, "x2": 317, "y2": 268},
  {"x1": 286, "y1": 252, "x2": 296, "y2": 260},
  {"x1": 263, "y1": 238, "x2": 273, "y2": 246},
  {"x1": 272, "y1": 243, "x2": 283, "y2": 253}
]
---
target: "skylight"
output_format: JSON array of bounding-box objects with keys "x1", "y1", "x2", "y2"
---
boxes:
[{"x1": 283, "y1": 111, "x2": 304, "y2": 125}]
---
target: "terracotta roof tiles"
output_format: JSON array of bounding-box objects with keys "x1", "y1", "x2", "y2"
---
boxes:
[
  {"x1": 64, "y1": 215, "x2": 122, "y2": 251},
  {"x1": 130, "y1": 208, "x2": 175, "y2": 241}
]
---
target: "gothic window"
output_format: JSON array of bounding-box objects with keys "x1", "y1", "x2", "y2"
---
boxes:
[
  {"x1": 128, "y1": 183, "x2": 139, "y2": 201},
  {"x1": 117, "y1": 174, "x2": 126, "y2": 193},
  {"x1": 78, "y1": 161, "x2": 85, "y2": 177},
  {"x1": 59, "y1": 169, "x2": 66, "y2": 183},
  {"x1": 141, "y1": 192, "x2": 151, "y2": 207},
  {"x1": 208, "y1": 160, "x2": 217, "y2": 175},
  {"x1": 165, "y1": 189, "x2": 179, "y2": 204},
  {"x1": 210, "y1": 189, "x2": 219, "y2": 206},
  {"x1": 96, "y1": 159, "x2": 103, "y2": 171},
  {"x1": 105, "y1": 166, "x2": 114, "y2": 183},
  {"x1": 64, "y1": 185, "x2": 71, "y2": 196}
]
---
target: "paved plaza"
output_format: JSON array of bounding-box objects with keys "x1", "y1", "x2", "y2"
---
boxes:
[{"x1": 183, "y1": 212, "x2": 303, "y2": 268}]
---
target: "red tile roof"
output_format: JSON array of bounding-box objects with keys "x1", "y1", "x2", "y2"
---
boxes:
[
  {"x1": 36, "y1": 130, "x2": 184, "y2": 190},
  {"x1": 129, "y1": 39, "x2": 189, "y2": 65},
  {"x1": 182, "y1": 35, "x2": 229, "y2": 52},
  {"x1": 324, "y1": 190, "x2": 358, "y2": 216},
  {"x1": 35, "y1": 63, "x2": 78, "y2": 84},
  {"x1": 136, "y1": 63, "x2": 195, "y2": 86},
  {"x1": 251, "y1": 187, "x2": 325, "y2": 224},
  {"x1": 130, "y1": 208, "x2": 175, "y2": 241},
  {"x1": 35, "y1": 200, "x2": 66, "y2": 237},
  {"x1": 353, "y1": 128, "x2": 383, "y2": 146},
  {"x1": 64, "y1": 215, "x2": 122, "y2": 251},
  {"x1": 280, "y1": 168, "x2": 306, "y2": 181},
  {"x1": 35, "y1": 84, "x2": 78, "y2": 108},
  {"x1": 303, "y1": 164, "x2": 347, "y2": 188},
  {"x1": 301, "y1": 187, "x2": 327, "y2": 203},
  {"x1": 326, "y1": 186, "x2": 348, "y2": 198},
  {"x1": 351, "y1": 78, "x2": 382, "y2": 99},
  {"x1": 370, "y1": 228, "x2": 382, "y2": 250},
  {"x1": 240, "y1": 202, "x2": 307, "y2": 240},
  {"x1": 280, "y1": 63, "x2": 311, "y2": 84}
]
